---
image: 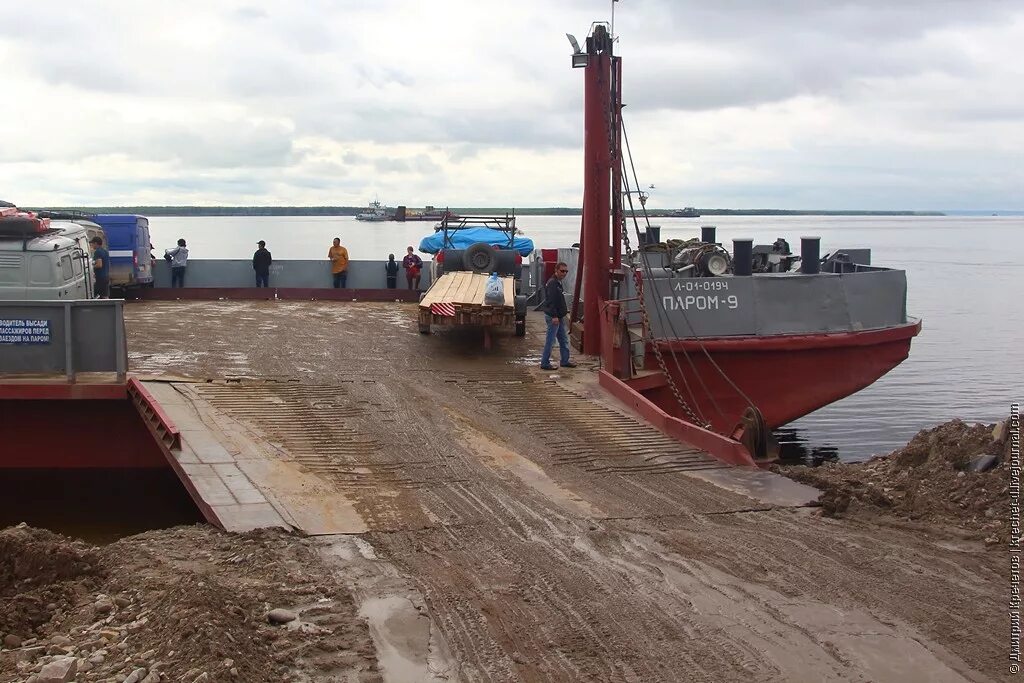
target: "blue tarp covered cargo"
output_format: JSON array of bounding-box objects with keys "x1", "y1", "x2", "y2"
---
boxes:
[{"x1": 419, "y1": 227, "x2": 534, "y2": 256}]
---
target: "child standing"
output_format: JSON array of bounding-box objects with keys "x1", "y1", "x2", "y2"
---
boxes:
[{"x1": 385, "y1": 254, "x2": 399, "y2": 289}]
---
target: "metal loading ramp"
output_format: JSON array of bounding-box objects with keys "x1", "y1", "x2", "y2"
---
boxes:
[
  {"x1": 140, "y1": 380, "x2": 370, "y2": 534},
  {"x1": 137, "y1": 373, "x2": 818, "y2": 537}
]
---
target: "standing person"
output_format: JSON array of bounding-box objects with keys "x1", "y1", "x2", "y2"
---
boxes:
[
  {"x1": 402, "y1": 246, "x2": 423, "y2": 290},
  {"x1": 253, "y1": 240, "x2": 272, "y2": 287},
  {"x1": 540, "y1": 262, "x2": 576, "y2": 370},
  {"x1": 165, "y1": 238, "x2": 188, "y2": 288},
  {"x1": 89, "y1": 236, "x2": 110, "y2": 299},
  {"x1": 328, "y1": 237, "x2": 349, "y2": 288},
  {"x1": 385, "y1": 254, "x2": 399, "y2": 289}
]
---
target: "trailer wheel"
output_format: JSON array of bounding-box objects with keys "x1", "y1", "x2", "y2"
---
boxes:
[
  {"x1": 419, "y1": 323, "x2": 431, "y2": 334},
  {"x1": 515, "y1": 317, "x2": 526, "y2": 337}
]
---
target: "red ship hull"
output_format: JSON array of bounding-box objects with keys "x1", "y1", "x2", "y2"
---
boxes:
[{"x1": 625, "y1": 319, "x2": 922, "y2": 436}]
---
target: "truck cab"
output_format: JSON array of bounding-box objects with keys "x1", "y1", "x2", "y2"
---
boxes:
[{"x1": 0, "y1": 220, "x2": 93, "y2": 300}]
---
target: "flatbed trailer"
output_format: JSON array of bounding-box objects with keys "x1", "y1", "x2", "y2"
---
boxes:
[{"x1": 418, "y1": 271, "x2": 525, "y2": 347}]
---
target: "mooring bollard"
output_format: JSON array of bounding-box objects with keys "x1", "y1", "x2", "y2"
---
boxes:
[
  {"x1": 733, "y1": 239, "x2": 753, "y2": 276},
  {"x1": 801, "y1": 237, "x2": 821, "y2": 274}
]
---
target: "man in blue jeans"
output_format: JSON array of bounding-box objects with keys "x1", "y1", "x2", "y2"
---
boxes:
[{"x1": 541, "y1": 262, "x2": 576, "y2": 370}]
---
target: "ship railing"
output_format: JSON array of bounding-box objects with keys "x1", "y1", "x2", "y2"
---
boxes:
[{"x1": 0, "y1": 299, "x2": 127, "y2": 384}]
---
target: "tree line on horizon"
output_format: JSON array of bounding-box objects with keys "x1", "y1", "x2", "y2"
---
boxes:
[{"x1": 25, "y1": 205, "x2": 944, "y2": 217}]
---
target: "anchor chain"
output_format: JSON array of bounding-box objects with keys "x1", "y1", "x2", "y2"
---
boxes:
[{"x1": 618, "y1": 205, "x2": 710, "y2": 429}]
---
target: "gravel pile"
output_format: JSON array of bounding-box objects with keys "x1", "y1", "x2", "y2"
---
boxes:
[{"x1": 780, "y1": 416, "x2": 1017, "y2": 544}]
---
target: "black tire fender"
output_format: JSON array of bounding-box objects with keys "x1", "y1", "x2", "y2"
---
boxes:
[{"x1": 441, "y1": 249, "x2": 465, "y2": 271}]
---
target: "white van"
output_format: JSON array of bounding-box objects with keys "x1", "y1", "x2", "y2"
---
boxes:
[{"x1": 0, "y1": 220, "x2": 93, "y2": 300}]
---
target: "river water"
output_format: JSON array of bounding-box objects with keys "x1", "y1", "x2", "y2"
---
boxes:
[{"x1": 148, "y1": 214, "x2": 1024, "y2": 462}]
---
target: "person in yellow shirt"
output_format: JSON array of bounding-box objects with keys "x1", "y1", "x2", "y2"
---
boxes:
[{"x1": 328, "y1": 237, "x2": 349, "y2": 288}]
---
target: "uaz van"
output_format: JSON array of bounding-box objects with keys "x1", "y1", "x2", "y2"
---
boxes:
[{"x1": 0, "y1": 218, "x2": 93, "y2": 300}]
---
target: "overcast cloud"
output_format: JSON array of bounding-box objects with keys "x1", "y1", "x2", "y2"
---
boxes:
[{"x1": 1, "y1": 0, "x2": 1021, "y2": 209}]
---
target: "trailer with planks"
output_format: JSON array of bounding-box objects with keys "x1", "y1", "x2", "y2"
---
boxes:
[{"x1": 418, "y1": 271, "x2": 527, "y2": 347}]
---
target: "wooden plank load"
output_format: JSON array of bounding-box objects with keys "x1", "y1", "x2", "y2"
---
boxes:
[{"x1": 418, "y1": 271, "x2": 517, "y2": 332}]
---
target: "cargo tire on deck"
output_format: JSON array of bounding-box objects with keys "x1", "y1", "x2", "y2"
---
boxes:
[{"x1": 464, "y1": 242, "x2": 499, "y2": 273}]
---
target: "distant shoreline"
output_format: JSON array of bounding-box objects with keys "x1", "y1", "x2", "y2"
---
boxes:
[{"x1": 27, "y1": 206, "x2": 947, "y2": 217}]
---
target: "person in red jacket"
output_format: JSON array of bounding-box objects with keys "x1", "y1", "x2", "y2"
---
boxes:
[{"x1": 402, "y1": 246, "x2": 423, "y2": 290}]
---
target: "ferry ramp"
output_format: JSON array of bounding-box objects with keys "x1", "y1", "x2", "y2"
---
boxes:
[{"x1": 132, "y1": 369, "x2": 770, "y2": 535}]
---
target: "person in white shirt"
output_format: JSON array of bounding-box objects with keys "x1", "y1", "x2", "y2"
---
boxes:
[{"x1": 165, "y1": 239, "x2": 189, "y2": 288}]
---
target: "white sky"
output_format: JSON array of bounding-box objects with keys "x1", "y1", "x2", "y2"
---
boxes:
[{"x1": 1, "y1": 0, "x2": 1022, "y2": 210}]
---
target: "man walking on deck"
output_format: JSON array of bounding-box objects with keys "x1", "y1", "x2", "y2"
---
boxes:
[
  {"x1": 253, "y1": 240, "x2": 272, "y2": 287},
  {"x1": 90, "y1": 236, "x2": 110, "y2": 299},
  {"x1": 328, "y1": 237, "x2": 349, "y2": 288},
  {"x1": 540, "y1": 262, "x2": 575, "y2": 370}
]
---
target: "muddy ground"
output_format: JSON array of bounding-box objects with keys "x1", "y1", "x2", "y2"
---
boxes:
[
  {"x1": 0, "y1": 525, "x2": 378, "y2": 682},
  {"x1": 1, "y1": 301, "x2": 1018, "y2": 682}
]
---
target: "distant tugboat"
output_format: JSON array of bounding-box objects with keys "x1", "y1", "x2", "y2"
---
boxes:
[
  {"x1": 355, "y1": 200, "x2": 391, "y2": 222},
  {"x1": 671, "y1": 207, "x2": 701, "y2": 218}
]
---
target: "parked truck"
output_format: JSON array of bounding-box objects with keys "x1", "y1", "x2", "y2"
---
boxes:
[
  {"x1": 416, "y1": 215, "x2": 533, "y2": 346},
  {"x1": 90, "y1": 214, "x2": 153, "y2": 293}
]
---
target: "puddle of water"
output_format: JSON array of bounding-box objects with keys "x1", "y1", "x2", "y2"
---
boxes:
[
  {"x1": 130, "y1": 349, "x2": 203, "y2": 369},
  {"x1": 358, "y1": 596, "x2": 443, "y2": 683}
]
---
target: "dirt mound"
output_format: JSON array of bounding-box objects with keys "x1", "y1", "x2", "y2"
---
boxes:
[
  {"x1": 0, "y1": 525, "x2": 102, "y2": 638},
  {"x1": 780, "y1": 417, "x2": 1016, "y2": 543},
  {"x1": 0, "y1": 525, "x2": 379, "y2": 683}
]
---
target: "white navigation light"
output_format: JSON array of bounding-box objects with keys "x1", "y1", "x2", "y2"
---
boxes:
[{"x1": 567, "y1": 33, "x2": 588, "y2": 68}]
